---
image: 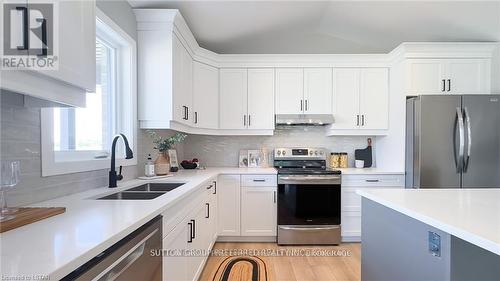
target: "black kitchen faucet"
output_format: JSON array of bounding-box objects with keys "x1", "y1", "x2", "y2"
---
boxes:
[{"x1": 109, "y1": 134, "x2": 133, "y2": 188}]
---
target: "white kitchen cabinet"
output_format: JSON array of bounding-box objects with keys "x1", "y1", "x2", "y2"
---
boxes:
[
  {"x1": 247, "y1": 69, "x2": 275, "y2": 130},
  {"x1": 341, "y1": 174, "x2": 404, "y2": 242},
  {"x1": 275, "y1": 68, "x2": 304, "y2": 114},
  {"x1": 219, "y1": 68, "x2": 274, "y2": 131},
  {"x1": 331, "y1": 68, "x2": 389, "y2": 131},
  {"x1": 173, "y1": 35, "x2": 193, "y2": 125},
  {"x1": 217, "y1": 175, "x2": 241, "y2": 236},
  {"x1": 219, "y1": 69, "x2": 247, "y2": 130},
  {"x1": 276, "y1": 68, "x2": 333, "y2": 115},
  {"x1": 332, "y1": 69, "x2": 360, "y2": 129},
  {"x1": 37, "y1": 0, "x2": 96, "y2": 92},
  {"x1": 187, "y1": 202, "x2": 208, "y2": 281},
  {"x1": 241, "y1": 185, "x2": 277, "y2": 236},
  {"x1": 0, "y1": 0, "x2": 95, "y2": 107},
  {"x1": 405, "y1": 59, "x2": 490, "y2": 95},
  {"x1": 360, "y1": 68, "x2": 389, "y2": 130},
  {"x1": 193, "y1": 62, "x2": 219, "y2": 129},
  {"x1": 304, "y1": 68, "x2": 333, "y2": 114}
]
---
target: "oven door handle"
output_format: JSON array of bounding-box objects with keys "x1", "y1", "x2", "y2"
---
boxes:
[
  {"x1": 279, "y1": 226, "x2": 340, "y2": 231},
  {"x1": 279, "y1": 176, "x2": 341, "y2": 181}
]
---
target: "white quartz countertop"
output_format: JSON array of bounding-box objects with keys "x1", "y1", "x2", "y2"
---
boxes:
[
  {"x1": 357, "y1": 188, "x2": 500, "y2": 256},
  {"x1": 0, "y1": 167, "x2": 276, "y2": 280}
]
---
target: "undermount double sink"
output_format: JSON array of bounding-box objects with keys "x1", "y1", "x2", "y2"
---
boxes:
[{"x1": 96, "y1": 182, "x2": 185, "y2": 200}]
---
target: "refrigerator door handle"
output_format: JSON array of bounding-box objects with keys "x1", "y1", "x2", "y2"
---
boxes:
[
  {"x1": 454, "y1": 107, "x2": 465, "y2": 172},
  {"x1": 463, "y1": 107, "x2": 472, "y2": 172}
]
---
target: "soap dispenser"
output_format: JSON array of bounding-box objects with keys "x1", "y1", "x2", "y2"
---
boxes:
[{"x1": 145, "y1": 154, "x2": 155, "y2": 177}]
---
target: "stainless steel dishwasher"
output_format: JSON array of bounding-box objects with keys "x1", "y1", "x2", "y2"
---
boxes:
[{"x1": 62, "y1": 216, "x2": 162, "y2": 281}]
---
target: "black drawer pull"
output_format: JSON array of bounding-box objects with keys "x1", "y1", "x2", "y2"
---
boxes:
[
  {"x1": 206, "y1": 203, "x2": 210, "y2": 218},
  {"x1": 366, "y1": 179, "x2": 380, "y2": 183},
  {"x1": 253, "y1": 179, "x2": 266, "y2": 182},
  {"x1": 187, "y1": 222, "x2": 193, "y2": 243},
  {"x1": 191, "y1": 219, "x2": 196, "y2": 240}
]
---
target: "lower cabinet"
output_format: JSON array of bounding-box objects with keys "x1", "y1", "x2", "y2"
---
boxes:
[
  {"x1": 217, "y1": 175, "x2": 241, "y2": 236},
  {"x1": 241, "y1": 184, "x2": 277, "y2": 236},
  {"x1": 218, "y1": 174, "x2": 278, "y2": 238},
  {"x1": 162, "y1": 180, "x2": 217, "y2": 281},
  {"x1": 341, "y1": 174, "x2": 405, "y2": 242}
]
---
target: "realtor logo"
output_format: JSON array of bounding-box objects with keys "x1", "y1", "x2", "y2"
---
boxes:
[{"x1": 2, "y1": 3, "x2": 58, "y2": 70}]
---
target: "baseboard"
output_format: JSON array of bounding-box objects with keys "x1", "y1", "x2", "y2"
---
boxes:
[
  {"x1": 342, "y1": 236, "x2": 361, "y2": 242},
  {"x1": 216, "y1": 236, "x2": 277, "y2": 243}
]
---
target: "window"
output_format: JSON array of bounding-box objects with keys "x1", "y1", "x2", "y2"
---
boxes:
[{"x1": 41, "y1": 8, "x2": 137, "y2": 176}]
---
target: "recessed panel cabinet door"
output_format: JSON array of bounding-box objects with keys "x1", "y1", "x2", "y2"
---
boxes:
[
  {"x1": 360, "y1": 68, "x2": 389, "y2": 130},
  {"x1": 193, "y1": 62, "x2": 219, "y2": 129},
  {"x1": 217, "y1": 175, "x2": 241, "y2": 236},
  {"x1": 406, "y1": 59, "x2": 445, "y2": 94},
  {"x1": 247, "y1": 69, "x2": 275, "y2": 130},
  {"x1": 446, "y1": 59, "x2": 490, "y2": 94},
  {"x1": 331, "y1": 69, "x2": 360, "y2": 129},
  {"x1": 172, "y1": 35, "x2": 193, "y2": 125},
  {"x1": 241, "y1": 186, "x2": 277, "y2": 236},
  {"x1": 275, "y1": 68, "x2": 304, "y2": 114},
  {"x1": 220, "y1": 69, "x2": 248, "y2": 129},
  {"x1": 304, "y1": 68, "x2": 333, "y2": 114}
]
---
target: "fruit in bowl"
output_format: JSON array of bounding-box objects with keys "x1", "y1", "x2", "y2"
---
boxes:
[{"x1": 181, "y1": 158, "x2": 199, "y2": 169}]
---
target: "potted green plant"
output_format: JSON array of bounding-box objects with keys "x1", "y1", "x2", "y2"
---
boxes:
[{"x1": 147, "y1": 130, "x2": 187, "y2": 175}]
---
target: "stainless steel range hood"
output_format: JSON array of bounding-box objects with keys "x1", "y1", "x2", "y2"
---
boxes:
[{"x1": 275, "y1": 114, "x2": 334, "y2": 126}]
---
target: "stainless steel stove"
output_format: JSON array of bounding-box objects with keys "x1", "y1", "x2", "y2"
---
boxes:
[{"x1": 274, "y1": 147, "x2": 342, "y2": 245}]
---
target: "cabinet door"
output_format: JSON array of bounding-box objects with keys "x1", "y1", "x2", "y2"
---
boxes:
[
  {"x1": 304, "y1": 68, "x2": 333, "y2": 114},
  {"x1": 33, "y1": 0, "x2": 96, "y2": 92},
  {"x1": 217, "y1": 175, "x2": 241, "y2": 236},
  {"x1": 172, "y1": 35, "x2": 193, "y2": 125},
  {"x1": 163, "y1": 219, "x2": 189, "y2": 281},
  {"x1": 247, "y1": 69, "x2": 275, "y2": 130},
  {"x1": 446, "y1": 59, "x2": 490, "y2": 94},
  {"x1": 331, "y1": 68, "x2": 360, "y2": 129},
  {"x1": 219, "y1": 69, "x2": 248, "y2": 129},
  {"x1": 187, "y1": 204, "x2": 208, "y2": 281},
  {"x1": 360, "y1": 68, "x2": 389, "y2": 130},
  {"x1": 193, "y1": 62, "x2": 219, "y2": 129},
  {"x1": 406, "y1": 59, "x2": 445, "y2": 94},
  {"x1": 241, "y1": 186, "x2": 277, "y2": 236},
  {"x1": 275, "y1": 68, "x2": 304, "y2": 114}
]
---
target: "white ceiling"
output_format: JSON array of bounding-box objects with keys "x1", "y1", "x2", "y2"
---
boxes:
[{"x1": 128, "y1": 0, "x2": 500, "y2": 54}]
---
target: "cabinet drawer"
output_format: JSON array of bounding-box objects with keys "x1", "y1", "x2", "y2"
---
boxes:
[
  {"x1": 342, "y1": 174, "x2": 404, "y2": 187},
  {"x1": 241, "y1": 175, "x2": 277, "y2": 187}
]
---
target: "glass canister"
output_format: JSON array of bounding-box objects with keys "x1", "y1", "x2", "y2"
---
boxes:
[
  {"x1": 339, "y1": 152, "x2": 348, "y2": 168},
  {"x1": 329, "y1": 153, "x2": 340, "y2": 169}
]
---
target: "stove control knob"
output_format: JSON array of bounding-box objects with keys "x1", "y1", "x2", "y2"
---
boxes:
[
  {"x1": 282, "y1": 150, "x2": 286, "y2": 155},
  {"x1": 309, "y1": 151, "x2": 313, "y2": 155},
  {"x1": 319, "y1": 151, "x2": 324, "y2": 155},
  {"x1": 277, "y1": 150, "x2": 281, "y2": 156},
  {"x1": 314, "y1": 151, "x2": 318, "y2": 155}
]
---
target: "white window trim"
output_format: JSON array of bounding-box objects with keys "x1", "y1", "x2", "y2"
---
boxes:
[{"x1": 41, "y1": 8, "x2": 137, "y2": 177}]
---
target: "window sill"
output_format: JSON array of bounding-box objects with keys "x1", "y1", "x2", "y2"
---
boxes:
[{"x1": 42, "y1": 157, "x2": 137, "y2": 177}]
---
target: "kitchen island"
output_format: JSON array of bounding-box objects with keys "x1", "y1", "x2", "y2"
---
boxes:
[{"x1": 357, "y1": 188, "x2": 500, "y2": 281}]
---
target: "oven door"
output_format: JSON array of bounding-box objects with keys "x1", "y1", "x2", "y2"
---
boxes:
[{"x1": 278, "y1": 175, "x2": 341, "y2": 226}]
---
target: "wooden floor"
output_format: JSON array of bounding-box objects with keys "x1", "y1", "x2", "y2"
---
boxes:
[{"x1": 199, "y1": 242, "x2": 361, "y2": 281}]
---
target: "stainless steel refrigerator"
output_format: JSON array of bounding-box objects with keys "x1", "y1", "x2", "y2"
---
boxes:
[{"x1": 406, "y1": 95, "x2": 500, "y2": 188}]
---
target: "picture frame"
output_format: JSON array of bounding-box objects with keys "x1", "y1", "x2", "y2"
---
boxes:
[
  {"x1": 239, "y1": 150, "x2": 248, "y2": 167},
  {"x1": 168, "y1": 149, "x2": 179, "y2": 172},
  {"x1": 247, "y1": 150, "x2": 262, "y2": 168}
]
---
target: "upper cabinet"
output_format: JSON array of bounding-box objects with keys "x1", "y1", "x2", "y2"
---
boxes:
[
  {"x1": 405, "y1": 59, "x2": 490, "y2": 95},
  {"x1": 172, "y1": 35, "x2": 193, "y2": 126},
  {"x1": 219, "y1": 68, "x2": 275, "y2": 131},
  {"x1": 275, "y1": 68, "x2": 333, "y2": 115},
  {"x1": 331, "y1": 68, "x2": 389, "y2": 131},
  {"x1": 1, "y1": 0, "x2": 96, "y2": 107},
  {"x1": 193, "y1": 62, "x2": 218, "y2": 129}
]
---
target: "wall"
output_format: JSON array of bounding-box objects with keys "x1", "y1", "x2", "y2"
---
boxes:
[
  {"x1": 178, "y1": 127, "x2": 373, "y2": 168},
  {"x1": 0, "y1": 0, "x2": 138, "y2": 207}
]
